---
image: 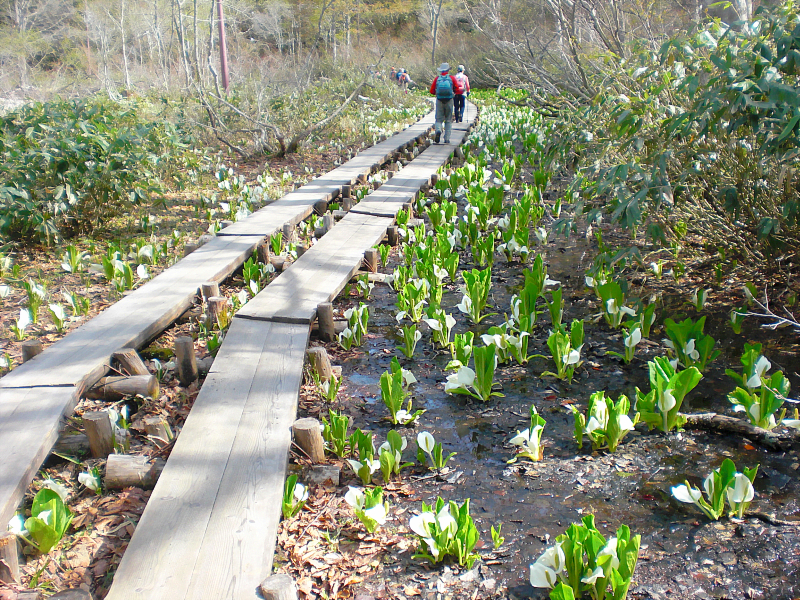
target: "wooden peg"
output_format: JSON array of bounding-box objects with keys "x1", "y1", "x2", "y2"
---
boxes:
[
  {"x1": 201, "y1": 281, "x2": 220, "y2": 300},
  {"x1": 105, "y1": 455, "x2": 157, "y2": 489},
  {"x1": 316, "y1": 302, "x2": 335, "y2": 343},
  {"x1": 112, "y1": 347, "x2": 150, "y2": 376},
  {"x1": 0, "y1": 532, "x2": 20, "y2": 584},
  {"x1": 174, "y1": 336, "x2": 198, "y2": 387},
  {"x1": 21, "y1": 339, "x2": 43, "y2": 363},
  {"x1": 364, "y1": 248, "x2": 379, "y2": 273},
  {"x1": 292, "y1": 418, "x2": 325, "y2": 464},
  {"x1": 307, "y1": 347, "x2": 334, "y2": 381},
  {"x1": 82, "y1": 411, "x2": 114, "y2": 458}
]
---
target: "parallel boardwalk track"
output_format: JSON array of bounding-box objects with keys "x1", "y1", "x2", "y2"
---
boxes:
[
  {"x1": 0, "y1": 111, "x2": 436, "y2": 528},
  {"x1": 3, "y1": 102, "x2": 478, "y2": 599}
]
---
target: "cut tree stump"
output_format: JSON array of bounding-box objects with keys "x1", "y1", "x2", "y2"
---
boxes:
[
  {"x1": 386, "y1": 226, "x2": 399, "y2": 246},
  {"x1": 21, "y1": 340, "x2": 43, "y2": 363},
  {"x1": 206, "y1": 296, "x2": 228, "y2": 326},
  {"x1": 316, "y1": 303, "x2": 335, "y2": 343},
  {"x1": 0, "y1": 532, "x2": 20, "y2": 583},
  {"x1": 86, "y1": 375, "x2": 159, "y2": 401},
  {"x1": 201, "y1": 282, "x2": 220, "y2": 300},
  {"x1": 174, "y1": 337, "x2": 198, "y2": 387},
  {"x1": 111, "y1": 348, "x2": 150, "y2": 376},
  {"x1": 292, "y1": 418, "x2": 325, "y2": 463},
  {"x1": 307, "y1": 347, "x2": 333, "y2": 381},
  {"x1": 143, "y1": 416, "x2": 173, "y2": 446},
  {"x1": 105, "y1": 455, "x2": 157, "y2": 489},
  {"x1": 363, "y1": 248, "x2": 379, "y2": 273},
  {"x1": 82, "y1": 411, "x2": 114, "y2": 458},
  {"x1": 259, "y1": 573, "x2": 298, "y2": 600}
]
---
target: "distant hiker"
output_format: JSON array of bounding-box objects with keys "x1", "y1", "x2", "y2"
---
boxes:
[
  {"x1": 429, "y1": 63, "x2": 464, "y2": 144},
  {"x1": 399, "y1": 69, "x2": 411, "y2": 93},
  {"x1": 390, "y1": 67, "x2": 397, "y2": 82},
  {"x1": 454, "y1": 65, "x2": 470, "y2": 123}
]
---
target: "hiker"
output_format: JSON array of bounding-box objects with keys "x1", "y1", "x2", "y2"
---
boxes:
[
  {"x1": 454, "y1": 65, "x2": 470, "y2": 123},
  {"x1": 429, "y1": 62, "x2": 463, "y2": 144},
  {"x1": 399, "y1": 69, "x2": 411, "y2": 93}
]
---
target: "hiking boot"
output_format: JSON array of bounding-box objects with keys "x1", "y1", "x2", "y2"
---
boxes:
[
  {"x1": 434, "y1": 130, "x2": 441, "y2": 144},
  {"x1": 444, "y1": 138, "x2": 451, "y2": 144}
]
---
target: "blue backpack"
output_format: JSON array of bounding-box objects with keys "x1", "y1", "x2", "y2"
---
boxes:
[{"x1": 435, "y1": 75, "x2": 454, "y2": 100}]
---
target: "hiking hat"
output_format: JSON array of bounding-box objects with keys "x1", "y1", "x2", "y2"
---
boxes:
[
  {"x1": 457, "y1": 65, "x2": 464, "y2": 72},
  {"x1": 439, "y1": 62, "x2": 450, "y2": 72}
]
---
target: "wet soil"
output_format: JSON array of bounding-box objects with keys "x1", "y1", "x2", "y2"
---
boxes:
[{"x1": 284, "y1": 215, "x2": 800, "y2": 599}]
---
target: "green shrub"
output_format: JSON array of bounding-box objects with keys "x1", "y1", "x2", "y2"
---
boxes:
[{"x1": 0, "y1": 98, "x2": 195, "y2": 244}]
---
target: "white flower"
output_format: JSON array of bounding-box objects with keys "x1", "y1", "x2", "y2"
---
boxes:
[
  {"x1": 543, "y1": 277, "x2": 560, "y2": 288},
  {"x1": 364, "y1": 503, "x2": 387, "y2": 525},
  {"x1": 726, "y1": 473, "x2": 755, "y2": 505},
  {"x1": 581, "y1": 566, "x2": 605, "y2": 585},
  {"x1": 585, "y1": 276, "x2": 596, "y2": 289},
  {"x1": 78, "y1": 471, "x2": 101, "y2": 492},
  {"x1": 672, "y1": 483, "x2": 703, "y2": 505},
  {"x1": 293, "y1": 482, "x2": 309, "y2": 503},
  {"x1": 17, "y1": 308, "x2": 31, "y2": 331},
  {"x1": 658, "y1": 389, "x2": 676, "y2": 413},
  {"x1": 435, "y1": 505, "x2": 457, "y2": 534},
  {"x1": 624, "y1": 328, "x2": 642, "y2": 349},
  {"x1": 746, "y1": 356, "x2": 771, "y2": 389},
  {"x1": 445, "y1": 366, "x2": 476, "y2": 392},
  {"x1": 684, "y1": 339, "x2": 700, "y2": 361},
  {"x1": 782, "y1": 419, "x2": 800, "y2": 430},
  {"x1": 598, "y1": 537, "x2": 620, "y2": 569},
  {"x1": 562, "y1": 349, "x2": 581, "y2": 365},
  {"x1": 417, "y1": 431, "x2": 435, "y2": 454},
  {"x1": 409, "y1": 512, "x2": 435, "y2": 538},
  {"x1": 529, "y1": 542, "x2": 565, "y2": 588},
  {"x1": 43, "y1": 479, "x2": 69, "y2": 501},
  {"x1": 423, "y1": 318, "x2": 442, "y2": 332},
  {"x1": 344, "y1": 486, "x2": 365, "y2": 509},
  {"x1": 606, "y1": 298, "x2": 619, "y2": 315},
  {"x1": 37, "y1": 510, "x2": 53, "y2": 525},
  {"x1": 618, "y1": 414, "x2": 635, "y2": 433},
  {"x1": 586, "y1": 416, "x2": 603, "y2": 434},
  {"x1": 136, "y1": 264, "x2": 150, "y2": 280},
  {"x1": 7, "y1": 514, "x2": 27, "y2": 536},
  {"x1": 456, "y1": 295, "x2": 472, "y2": 315}
]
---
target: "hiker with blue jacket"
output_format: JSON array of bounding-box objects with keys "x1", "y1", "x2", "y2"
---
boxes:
[{"x1": 429, "y1": 63, "x2": 464, "y2": 144}]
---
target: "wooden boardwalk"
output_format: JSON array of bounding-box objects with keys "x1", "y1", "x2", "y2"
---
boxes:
[
  {"x1": 105, "y1": 102, "x2": 477, "y2": 600},
  {"x1": 0, "y1": 111, "x2": 437, "y2": 529}
]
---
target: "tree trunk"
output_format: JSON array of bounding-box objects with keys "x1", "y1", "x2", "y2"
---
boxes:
[{"x1": 431, "y1": 0, "x2": 444, "y2": 66}]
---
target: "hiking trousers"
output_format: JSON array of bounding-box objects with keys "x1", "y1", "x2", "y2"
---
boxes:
[
  {"x1": 454, "y1": 94, "x2": 465, "y2": 122},
  {"x1": 435, "y1": 98, "x2": 454, "y2": 142}
]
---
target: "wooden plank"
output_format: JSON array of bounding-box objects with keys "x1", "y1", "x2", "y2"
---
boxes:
[
  {"x1": 104, "y1": 320, "x2": 308, "y2": 600},
  {"x1": 183, "y1": 323, "x2": 308, "y2": 600},
  {"x1": 0, "y1": 386, "x2": 78, "y2": 527},
  {"x1": 236, "y1": 212, "x2": 392, "y2": 323}
]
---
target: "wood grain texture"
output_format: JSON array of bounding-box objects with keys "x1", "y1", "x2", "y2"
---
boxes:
[
  {"x1": 236, "y1": 212, "x2": 392, "y2": 323},
  {"x1": 105, "y1": 320, "x2": 309, "y2": 600},
  {"x1": 0, "y1": 386, "x2": 78, "y2": 527}
]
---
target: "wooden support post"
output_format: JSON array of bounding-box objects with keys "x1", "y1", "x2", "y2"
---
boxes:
[
  {"x1": 342, "y1": 197, "x2": 353, "y2": 211},
  {"x1": 316, "y1": 302, "x2": 336, "y2": 343},
  {"x1": 183, "y1": 243, "x2": 198, "y2": 256},
  {"x1": 260, "y1": 573, "x2": 298, "y2": 600},
  {"x1": 307, "y1": 347, "x2": 334, "y2": 381},
  {"x1": 292, "y1": 418, "x2": 325, "y2": 464},
  {"x1": 105, "y1": 455, "x2": 157, "y2": 489},
  {"x1": 82, "y1": 411, "x2": 114, "y2": 458},
  {"x1": 430, "y1": 173, "x2": 439, "y2": 187},
  {"x1": 174, "y1": 336, "x2": 198, "y2": 387},
  {"x1": 21, "y1": 340, "x2": 43, "y2": 363},
  {"x1": 201, "y1": 281, "x2": 220, "y2": 300},
  {"x1": 402, "y1": 202, "x2": 414, "y2": 219},
  {"x1": 296, "y1": 243, "x2": 308, "y2": 258},
  {"x1": 206, "y1": 296, "x2": 228, "y2": 325},
  {"x1": 342, "y1": 184, "x2": 351, "y2": 199},
  {"x1": 323, "y1": 214, "x2": 334, "y2": 233},
  {"x1": 0, "y1": 532, "x2": 20, "y2": 584},
  {"x1": 257, "y1": 242, "x2": 270, "y2": 264},
  {"x1": 112, "y1": 348, "x2": 150, "y2": 376},
  {"x1": 282, "y1": 222, "x2": 294, "y2": 244},
  {"x1": 313, "y1": 199, "x2": 328, "y2": 215},
  {"x1": 454, "y1": 146, "x2": 465, "y2": 160},
  {"x1": 86, "y1": 375, "x2": 159, "y2": 400},
  {"x1": 387, "y1": 226, "x2": 399, "y2": 246},
  {"x1": 143, "y1": 416, "x2": 173, "y2": 445},
  {"x1": 364, "y1": 248, "x2": 379, "y2": 273}
]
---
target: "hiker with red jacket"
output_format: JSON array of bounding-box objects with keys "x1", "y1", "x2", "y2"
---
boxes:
[
  {"x1": 453, "y1": 65, "x2": 470, "y2": 123},
  {"x1": 429, "y1": 63, "x2": 464, "y2": 144}
]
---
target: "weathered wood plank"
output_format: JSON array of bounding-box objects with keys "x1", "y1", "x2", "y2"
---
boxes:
[
  {"x1": 0, "y1": 386, "x2": 78, "y2": 527},
  {"x1": 104, "y1": 320, "x2": 308, "y2": 600},
  {"x1": 236, "y1": 212, "x2": 392, "y2": 323}
]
